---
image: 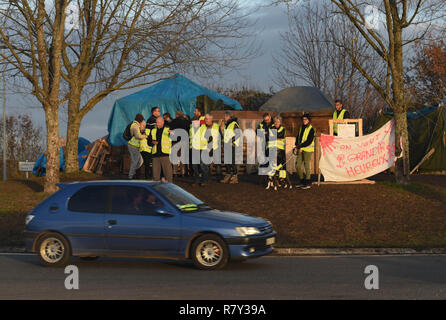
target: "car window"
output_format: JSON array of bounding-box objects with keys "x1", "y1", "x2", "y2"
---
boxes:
[
  {"x1": 111, "y1": 186, "x2": 164, "y2": 215},
  {"x1": 152, "y1": 183, "x2": 211, "y2": 212},
  {"x1": 68, "y1": 186, "x2": 111, "y2": 213}
]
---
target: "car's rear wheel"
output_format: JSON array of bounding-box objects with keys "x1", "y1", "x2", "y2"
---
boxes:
[
  {"x1": 191, "y1": 234, "x2": 229, "y2": 270},
  {"x1": 37, "y1": 233, "x2": 71, "y2": 267}
]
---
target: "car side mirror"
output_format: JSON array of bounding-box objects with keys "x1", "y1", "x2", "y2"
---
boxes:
[{"x1": 155, "y1": 208, "x2": 174, "y2": 217}]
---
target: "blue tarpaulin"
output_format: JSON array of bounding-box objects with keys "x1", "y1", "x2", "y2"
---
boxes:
[
  {"x1": 33, "y1": 137, "x2": 91, "y2": 176},
  {"x1": 107, "y1": 74, "x2": 243, "y2": 146}
]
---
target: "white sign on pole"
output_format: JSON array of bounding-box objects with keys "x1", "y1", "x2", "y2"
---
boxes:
[
  {"x1": 337, "y1": 124, "x2": 356, "y2": 138},
  {"x1": 18, "y1": 161, "x2": 35, "y2": 172}
]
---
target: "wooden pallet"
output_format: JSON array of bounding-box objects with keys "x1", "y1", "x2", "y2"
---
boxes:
[{"x1": 82, "y1": 138, "x2": 111, "y2": 174}]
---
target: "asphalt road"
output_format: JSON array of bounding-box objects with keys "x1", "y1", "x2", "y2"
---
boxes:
[{"x1": 0, "y1": 253, "x2": 445, "y2": 300}]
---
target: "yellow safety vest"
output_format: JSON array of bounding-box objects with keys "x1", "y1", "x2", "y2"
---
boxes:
[
  {"x1": 333, "y1": 109, "x2": 347, "y2": 134},
  {"x1": 267, "y1": 126, "x2": 286, "y2": 150},
  {"x1": 128, "y1": 121, "x2": 142, "y2": 148},
  {"x1": 223, "y1": 121, "x2": 240, "y2": 147},
  {"x1": 190, "y1": 123, "x2": 220, "y2": 150},
  {"x1": 139, "y1": 128, "x2": 152, "y2": 153},
  {"x1": 151, "y1": 127, "x2": 171, "y2": 155},
  {"x1": 297, "y1": 124, "x2": 314, "y2": 153}
]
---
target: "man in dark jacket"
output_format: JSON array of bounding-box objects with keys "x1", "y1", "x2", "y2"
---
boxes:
[
  {"x1": 169, "y1": 110, "x2": 191, "y2": 176},
  {"x1": 147, "y1": 106, "x2": 161, "y2": 130}
]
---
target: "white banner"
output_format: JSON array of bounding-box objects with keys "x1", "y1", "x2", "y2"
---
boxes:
[{"x1": 319, "y1": 120, "x2": 396, "y2": 181}]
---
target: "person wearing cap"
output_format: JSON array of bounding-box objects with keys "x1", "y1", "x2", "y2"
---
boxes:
[
  {"x1": 128, "y1": 113, "x2": 147, "y2": 180},
  {"x1": 333, "y1": 99, "x2": 350, "y2": 135},
  {"x1": 294, "y1": 113, "x2": 315, "y2": 189}
]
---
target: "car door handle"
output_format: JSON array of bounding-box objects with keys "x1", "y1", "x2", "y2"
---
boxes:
[
  {"x1": 107, "y1": 220, "x2": 117, "y2": 225},
  {"x1": 49, "y1": 205, "x2": 59, "y2": 212}
]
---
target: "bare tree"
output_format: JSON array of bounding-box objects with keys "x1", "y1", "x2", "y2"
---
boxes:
[
  {"x1": 0, "y1": 0, "x2": 258, "y2": 190},
  {"x1": 273, "y1": 1, "x2": 387, "y2": 131},
  {"x1": 61, "y1": 0, "x2": 257, "y2": 172},
  {"x1": 0, "y1": 1, "x2": 68, "y2": 192},
  {"x1": 273, "y1": 0, "x2": 446, "y2": 184}
]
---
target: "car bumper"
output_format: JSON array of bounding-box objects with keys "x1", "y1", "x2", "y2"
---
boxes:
[{"x1": 225, "y1": 233, "x2": 276, "y2": 260}]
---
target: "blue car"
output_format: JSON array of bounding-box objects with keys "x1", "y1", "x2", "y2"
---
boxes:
[{"x1": 24, "y1": 181, "x2": 276, "y2": 270}]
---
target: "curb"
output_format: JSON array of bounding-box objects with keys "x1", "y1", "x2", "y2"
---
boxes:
[
  {"x1": 2, "y1": 247, "x2": 446, "y2": 256},
  {"x1": 273, "y1": 247, "x2": 446, "y2": 256}
]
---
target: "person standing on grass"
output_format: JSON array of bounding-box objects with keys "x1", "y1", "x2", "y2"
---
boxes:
[
  {"x1": 139, "y1": 120, "x2": 152, "y2": 179},
  {"x1": 220, "y1": 110, "x2": 241, "y2": 184},
  {"x1": 148, "y1": 117, "x2": 173, "y2": 182},
  {"x1": 170, "y1": 110, "x2": 191, "y2": 177},
  {"x1": 128, "y1": 114, "x2": 147, "y2": 180},
  {"x1": 294, "y1": 113, "x2": 315, "y2": 189}
]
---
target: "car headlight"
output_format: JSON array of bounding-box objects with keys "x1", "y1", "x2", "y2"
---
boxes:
[
  {"x1": 236, "y1": 227, "x2": 260, "y2": 236},
  {"x1": 25, "y1": 215, "x2": 35, "y2": 226}
]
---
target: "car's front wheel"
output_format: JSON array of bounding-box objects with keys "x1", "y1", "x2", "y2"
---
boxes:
[
  {"x1": 191, "y1": 234, "x2": 229, "y2": 270},
  {"x1": 37, "y1": 233, "x2": 71, "y2": 267}
]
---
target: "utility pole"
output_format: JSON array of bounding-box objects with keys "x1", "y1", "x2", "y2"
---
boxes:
[{"x1": 2, "y1": 61, "x2": 6, "y2": 181}]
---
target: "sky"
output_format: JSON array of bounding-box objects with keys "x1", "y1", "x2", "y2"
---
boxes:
[{"x1": 3, "y1": 1, "x2": 291, "y2": 145}]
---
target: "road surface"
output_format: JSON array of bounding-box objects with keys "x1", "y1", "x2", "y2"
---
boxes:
[{"x1": 0, "y1": 253, "x2": 445, "y2": 299}]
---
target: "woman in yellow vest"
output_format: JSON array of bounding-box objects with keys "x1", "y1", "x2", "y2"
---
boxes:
[
  {"x1": 294, "y1": 113, "x2": 315, "y2": 189},
  {"x1": 128, "y1": 114, "x2": 147, "y2": 179}
]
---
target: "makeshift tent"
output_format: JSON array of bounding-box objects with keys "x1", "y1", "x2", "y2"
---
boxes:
[
  {"x1": 33, "y1": 137, "x2": 90, "y2": 176},
  {"x1": 107, "y1": 74, "x2": 242, "y2": 146},
  {"x1": 373, "y1": 105, "x2": 446, "y2": 173},
  {"x1": 260, "y1": 86, "x2": 333, "y2": 113}
]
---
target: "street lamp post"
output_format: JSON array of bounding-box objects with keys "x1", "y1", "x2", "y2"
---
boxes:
[{"x1": 2, "y1": 60, "x2": 6, "y2": 181}]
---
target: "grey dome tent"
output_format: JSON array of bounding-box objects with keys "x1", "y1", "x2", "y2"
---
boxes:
[{"x1": 260, "y1": 86, "x2": 333, "y2": 113}]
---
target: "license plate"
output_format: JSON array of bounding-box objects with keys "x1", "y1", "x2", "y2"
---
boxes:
[{"x1": 266, "y1": 237, "x2": 275, "y2": 245}]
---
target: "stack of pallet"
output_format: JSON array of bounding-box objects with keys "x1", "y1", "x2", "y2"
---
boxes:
[{"x1": 82, "y1": 137, "x2": 111, "y2": 174}]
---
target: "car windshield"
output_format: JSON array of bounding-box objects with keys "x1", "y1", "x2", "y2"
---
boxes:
[{"x1": 152, "y1": 183, "x2": 212, "y2": 212}]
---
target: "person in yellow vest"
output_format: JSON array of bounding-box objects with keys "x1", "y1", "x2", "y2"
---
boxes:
[
  {"x1": 220, "y1": 111, "x2": 241, "y2": 184},
  {"x1": 266, "y1": 116, "x2": 288, "y2": 186},
  {"x1": 333, "y1": 99, "x2": 350, "y2": 135},
  {"x1": 148, "y1": 117, "x2": 173, "y2": 182},
  {"x1": 127, "y1": 114, "x2": 147, "y2": 180},
  {"x1": 294, "y1": 113, "x2": 315, "y2": 189},
  {"x1": 190, "y1": 114, "x2": 220, "y2": 187},
  {"x1": 139, "y1": 124, "x2": 152, "y2": 179}
]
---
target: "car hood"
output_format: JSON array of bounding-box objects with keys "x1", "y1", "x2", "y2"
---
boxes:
[{"x1": 185, "y1": 210, "x2": 267, "y2": 226}]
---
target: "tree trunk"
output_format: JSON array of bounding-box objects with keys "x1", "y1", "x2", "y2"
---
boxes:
[
  {"x1": 65, "y1": 90, "x2": 81, "y2": 173},
  {"x1": 393, "y1": 109, "x2": 410, "y2": 184},
  {"x1": 44, "y1": 106, "x2": 60, "y2": 193},
  {"x1": 391, "y1": 24, "x2": 410, "y2": 185},
  {"x1": 65, "y1": 114, "x2": 81, "y2": 173}
]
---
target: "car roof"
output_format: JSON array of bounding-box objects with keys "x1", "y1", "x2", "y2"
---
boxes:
[{"x1": 57, "y1": 180, "x2": 162, "y2": 189}]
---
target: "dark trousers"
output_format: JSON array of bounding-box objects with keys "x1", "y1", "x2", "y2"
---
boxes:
[
  {"x1": 141, "y1": 151, "x2": 152, "y2": 179},
  {"x1": 193, "y1": 161, "x2": 209, "y2": 183},
  {"x1": 224, "y1": 144, "x2": 238, "y2": 175}
]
